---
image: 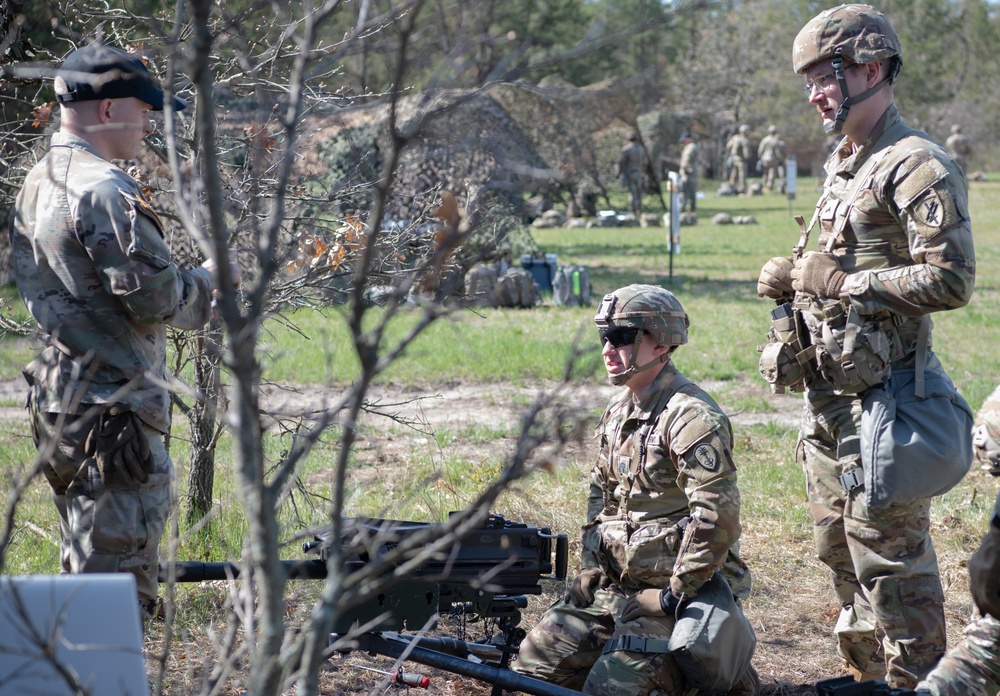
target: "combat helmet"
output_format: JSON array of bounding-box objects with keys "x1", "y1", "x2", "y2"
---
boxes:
[
  {"x1": 793, "y1": 4, "x2": 902, "y2": 134},
  {"x1": 594, "y1": 284, "x2": 688, "y2": 386}
]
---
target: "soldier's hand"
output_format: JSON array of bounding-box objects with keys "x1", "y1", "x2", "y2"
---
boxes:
[
  {"x1": 791, "y1": 252, "x2": 847, "y2": 298},
  {"x1": 757, "y1": 256, "x2": 795, "y2": 299},
  {"x1": 621, "y1": 588, "x2": 680, "y2": 623},
  {"x1": 84, "y1": 408, "x2": 154, "y2": 488},
  {"x1": 969, "y1": 525, "x2": 1000, "y2": 619},
  {"x1": 566, "y1": 568, "x2": 606, "y2": 608}
]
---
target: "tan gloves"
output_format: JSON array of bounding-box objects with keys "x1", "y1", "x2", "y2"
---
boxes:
[
  {"x1": 757, "y1": 256, "x2": 795, "y2": 300},
  {"x1": 565, "y1": 567, "x2": 608, "y2": 608},
  {"x1": 791, "y1": 252, "x2": 847, "y2": 298},
  {"x1": 621, "y1": 588, "x2": 681, "y2": 623},
  {"x1": 969, "y1": 520, "x2": 1000, "y2": 619},
  {"x1": 84, "y1": 407, "x2": 154, "y2": 489},
  {"x1": 759, "y1": 252, "x2": 848, "y2": 300}
]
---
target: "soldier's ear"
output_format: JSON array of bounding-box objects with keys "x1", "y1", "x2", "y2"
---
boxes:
[{"x1": 98, "y1": 98, "x2": 115, "y2": 123}]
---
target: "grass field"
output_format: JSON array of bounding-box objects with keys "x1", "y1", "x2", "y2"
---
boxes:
[{"x1": 1, "y1": 175, "x2": 998, "y2": 694}]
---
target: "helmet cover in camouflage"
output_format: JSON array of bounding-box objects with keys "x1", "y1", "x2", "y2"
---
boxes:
[
  {"x1": 739, "y1": 124, "x2": 750, "y2": 134},
  {"x1": 792, "y1": 4, "x2": 902, "y2": 75},
  {"x1": 767, "y1": 125, "x2": 778, "y2": 134},
  {"x1": 594, "y1": 284, "x2": 688, "y2": 346},
  {"x1": 973, "y1": 385, "x2": 1000, "y2": 476}
]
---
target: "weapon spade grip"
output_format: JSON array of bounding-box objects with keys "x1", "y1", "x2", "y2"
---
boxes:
[{"x1": 555, "y1": 534, "x2": 568, "y2": 580}]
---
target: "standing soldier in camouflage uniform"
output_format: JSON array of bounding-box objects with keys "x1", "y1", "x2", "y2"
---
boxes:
[
  {"x1": 945, "y1": 124, "x2": 972, "y2": 175},
  {"x1": 757, "y1": 5, "x2": 975, "y2": 688},
  {"x1": 515, "y1": 285, "x2": 758, "y2": 695},
  {"x1": 757, "y1": 125, "x2": 786, "y2": 193},
  {"x1": 916, "y1": 386, "x2": 1000, "y2": 696},
  {"x1": 9, "y1": 43, "x2": 238, "y2": 619},
  {"x1": 678, "y1": 132, "x2": 699, "y2": 213},
  {"x1": 617, "y1": 133, "x2": 647, "y2": 221},
  {"x1": 727, "y1": 124, "x2": 752, "y2": 194}
]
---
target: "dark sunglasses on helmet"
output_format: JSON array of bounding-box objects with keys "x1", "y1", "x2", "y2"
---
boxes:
[{"x1": 599, "y1": 327, "x2": 640, "y2": 348}]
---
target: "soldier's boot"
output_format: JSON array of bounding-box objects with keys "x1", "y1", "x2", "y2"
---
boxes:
[{"x1": 724, "y1": 664, "x2": 761, "y2": 696}]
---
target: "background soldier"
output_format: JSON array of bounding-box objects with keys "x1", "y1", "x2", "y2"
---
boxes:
[
  {"x1": 946, "y1": 124, "x2": 972, "y2": 174},
  {"x1": 916, "y1": 386, "x2": 1000, "y2": 695},
  {"x1": 617, "y1": 132, "x2": 647, "y2": 221},
  {"x1": 727, "y1": 124, "x2": 752, "y2": 194},
  {"x1": 757, "y1": 125, "x2": 786, "y2": 193},
  {"x1": 515, "y1": 285, "x2": 758, "y2": 696},
  {"x1": 757, "y1": 4, "x2": 974, "y2": 688},
  {"x1": 10, "y1": 43, "x2": 238, "y2": 619},
  {"x1": 678, "y1": 132, "x2": 699, "y2": 213}
]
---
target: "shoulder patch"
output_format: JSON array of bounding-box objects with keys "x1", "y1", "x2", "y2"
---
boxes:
[
  {"x1": 693, "y1": 441, "x2": 720, "y2": 472},
  {"x1": 911, "y1": 189, "x2": 944, "y2": 229}
]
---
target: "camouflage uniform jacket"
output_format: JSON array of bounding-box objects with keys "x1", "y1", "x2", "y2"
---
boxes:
[
  {"x1": 805, "y1": 104, "x2": 975, "y2": 363},
  {"x1": 757, "y1": 134, "x2": 782, "y2": 166},
  {"x1": 10, "y1": 132, "x2": 214, "y2": 433},
  {"x1": 581, "y1": 364, "x2": 750, "y2": 600},
  {"x1": 679, "y1": 142, "x2": 698, "y2": 176},
  {"x1": 618, "y1": 142, "x2": 646, "y2": 178},
  {"x1": 726, "y1": 133, "x2": 751, "y2": 163}
]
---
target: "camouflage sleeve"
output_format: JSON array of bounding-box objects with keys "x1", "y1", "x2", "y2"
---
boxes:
[
  {"x1": 581, "y1": 431, "x2": 614, "y2": 569},
  {"x1": 80, "y1": 183, "x2": 213, "y2": 330},
  {"x1": 842, "y1": 152, "x2": 975, "y2": 317},
  {"x1": 667, "y1": 406, "x2": 742, "y2": 598}
]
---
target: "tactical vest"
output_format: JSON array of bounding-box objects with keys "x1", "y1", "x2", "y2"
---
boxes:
[{"x1": 759, "y1": 120, "x2": 925, "y2": 395}]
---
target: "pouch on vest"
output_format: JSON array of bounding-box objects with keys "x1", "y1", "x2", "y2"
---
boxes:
[
  {"x1": 799, "y1": 297, "x2": 894, "y2": 395},
  {"x1": 860, "y1": 366, "x2": 974, "y2": 509},
  {"x1": 758, "y1": 301, "x2": 815, "y2": 394},
  {"x1": 668, "y1": 572, "x2": 756, "y2": 692}
]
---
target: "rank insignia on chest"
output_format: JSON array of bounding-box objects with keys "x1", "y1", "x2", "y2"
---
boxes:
[
  {"x1": 693, "y1": 443, "x2": 719, "y2": 471},
  {"x1": 617, "y1": 455, "x2": 632, "y2": 479}
]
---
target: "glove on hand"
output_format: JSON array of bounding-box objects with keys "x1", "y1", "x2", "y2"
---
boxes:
[
  {"x1": 84, "y1": 407, "x2": 154, "y2": 489},
  {"x1": 969, "y1": 524, "x2": 1000, "y2": 619},
  {"x1": 621, "y1": 588, "x2": 681, "y2": 623},
  {"x1": 791, "y1": 252, "x2": 848, "y2": 298},
  {"x1": 566, "y1": 567, "x2": 607, "y2": 608},
  {"x1": 757, "y1": 256, "x2": 795, "y2": 300}
]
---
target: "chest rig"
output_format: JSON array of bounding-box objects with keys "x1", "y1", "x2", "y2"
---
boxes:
[{"x1": 759, "y1": 121, "x2": 922, "y2": 395}]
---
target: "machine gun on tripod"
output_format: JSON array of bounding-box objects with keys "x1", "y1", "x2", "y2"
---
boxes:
[{"x1": 160, "y1": 513, "x2": 577, "y2": 695}]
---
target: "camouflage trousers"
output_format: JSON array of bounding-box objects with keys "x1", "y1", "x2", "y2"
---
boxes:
[
  {"x1": 680, "y1": 175, "x2": 697, "y2": 212},
  {"x1": 729, "y1": 159, "x2": 747, "y2": 192},
  {"x1": 917, "y1": 613, "x2": 1000, "y2": 696},
  {"x1": 29, "y1": 391, "x2": 172, "y2": 619},
  {"x1": 625, "y1": 173, "x2": 644, "y2": 215},
  {"x1": 514, "y1": 585, "x2": 692, "y2": 695},
  {"x1": 799, "y1": 385, "x2": 946, "y2": 688}
]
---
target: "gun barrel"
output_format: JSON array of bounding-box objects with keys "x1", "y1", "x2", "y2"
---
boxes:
[{"x1": 158, "y1": 560, "x2": 327, "y2": 583}]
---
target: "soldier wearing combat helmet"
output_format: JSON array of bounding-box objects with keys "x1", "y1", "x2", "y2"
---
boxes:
[
  {"x1": 758, "y1": 4, "x2": 974, "y2": 688},
  {"x1": 516, "y1": 285, "x2": 759, "y2": 696}
]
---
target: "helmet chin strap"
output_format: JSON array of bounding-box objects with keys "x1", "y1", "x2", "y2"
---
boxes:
[
  {"x1": 610, "y1": 332, "x2": 677, "y2": 387},
  {"x1": 826, "y1": 55, "x2": 892, "y2": 135}
]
